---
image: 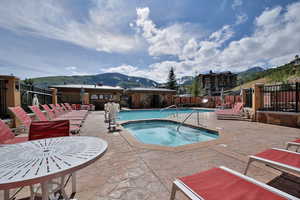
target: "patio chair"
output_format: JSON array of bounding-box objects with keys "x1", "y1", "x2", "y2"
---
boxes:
[
  {"x1": 170, "y1": 166, "x2": 298, "y2": 200},
  {"x1": 41, "y1": 104, "x2": 84, "y2": 123},
  {"x1": 29, "y1": 120, "x2": 69, "y2": 140},
  {"x1": 29, "y1": 105, "x2": 82, "y2": 129},
  {"x1": 8, "y1": 106, "x2": 32, "y2": 129},
  {"x1": 286, "y1": 139, "x2": 300, "y2": 151},
  {"x1": 64, "y1": 102, "x2": 89, "y2": 115},
  {"x1": 215, "y1": 102, "x2": 244, "y2": 120},
  {"x1": 50, "y1": 104, "x2": 86, "y2": 120},
  {"x1": 57, "y1": 104, "x2": 87, "y2": 118},
  {"x1": 28, "y1": 120, "x2": 76, "y2": 200},
  {"x1": 244, "y1": 148, "x2": 300, "y2": 176},
  {"x1": 0, "y1": 119, "x2": 28, "y2": 144}
]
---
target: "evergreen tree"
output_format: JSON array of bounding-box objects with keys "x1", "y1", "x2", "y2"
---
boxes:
[
  {"x1": 191, "y1": 76, "x2": 203, "y2": 97},
  {"x1": 167, "y1": 67, "x2": 177, "y2": 90}
]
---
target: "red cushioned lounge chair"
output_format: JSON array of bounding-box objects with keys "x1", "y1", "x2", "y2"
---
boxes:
[
  {"x1": 57, "y1": 104, "x2": 86, "y2": 118},
  {"x1": 8, "y1": 106, "x2": 32, "y2": 129},
  {"x1": 49, "y1": 104, "x2": 85, "y2": 120},
  {"x1": 170, "y1": 166, "x2": 298, "y2": 200},
  {"x1": 29, "y1": 120, "x2": 69, "y2": 140},
  {"x1": 0, "y1": 119, "x2": 27, "y2": 144},
  {"x1": 65, "y1": 103, "x2": 88, "y2": 114},
  {"x1": 9, "y1": 106, "x2": 80, "y2": 135},
  {"x1": 29, "y1": 105, "x2": 82, "y2": 127},
  {"x1": 215, "y1": 102, "x2": 244, "y2": 120},
  {"x1": 42, "y1": 104, "x2": 84, "y2": 122},
  {"x1": 244, "y1": 148, "x2": 300, "y2": 176},
  {"x1": 286, "y1": 139, "x2": 300, "y2": 151}
]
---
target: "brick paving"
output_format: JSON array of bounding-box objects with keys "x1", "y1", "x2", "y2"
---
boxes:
[{"x1": 3, "y1": 110, "x2": 300, "y2": 200}]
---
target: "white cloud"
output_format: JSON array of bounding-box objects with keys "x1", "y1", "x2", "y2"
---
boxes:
[
  {"x1": 232, "y1": 0, "x2": 243, "y2": 9},
  {"x1": 235, "y1": 13, "x2": 248, "y2": 25},
  {"x1": 65, "y1": 66, "x2": 89, "y2": 76},
  {"x1": 128, "y1": 3, "x2": 300, "y2": 82},
  {"x1": 135, "y1": 7, "x2": 206, "y2": 58},
  {"x1": 0, "y1": 0, "x2": 140, "y2": 53}
]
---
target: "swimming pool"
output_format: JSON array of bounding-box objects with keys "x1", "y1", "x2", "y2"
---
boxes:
[
  {"x1": 118, "y1": 108, "x2": 213, "y2": 121},
  {"x1": 122, "y1": 120, "x2": 218, "y2": 147}
]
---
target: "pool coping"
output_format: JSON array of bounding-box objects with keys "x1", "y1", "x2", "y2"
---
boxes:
[{"x1": 119, "y1": 118, "x2": 232, "y2": 152}]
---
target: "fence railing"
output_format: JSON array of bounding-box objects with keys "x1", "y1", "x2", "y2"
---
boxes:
[
  {"x1": 260, "y1": 82, "x2": 299, "y2": 112},
  {"x1": 244, "y1": 88, "x2": 253, "y2": 108},
  {"x1": 174, "y1": 95, "x2": 242, "y2": 108},
  {"x1": 20, "y1": 84, "x2": 52, "y2": 113},
  {"x1": 0, "y1": 80, "x2": 8, "y2": 118}
]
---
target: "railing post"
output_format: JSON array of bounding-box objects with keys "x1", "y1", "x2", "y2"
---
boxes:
[
  {"x1": 296, "y1": 82, "x2": 299, "y2": 113},
  {"x1": 252, "y1": 83, "x2": 264, "y2": 121}
]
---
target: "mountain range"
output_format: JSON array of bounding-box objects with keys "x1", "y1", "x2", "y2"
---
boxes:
[
  {"x1": 31, "y1": 73, "x2": 159, "y2": 88},
  {"x1": 29, "y1": 66, "x2": 280, "y2": 89}
]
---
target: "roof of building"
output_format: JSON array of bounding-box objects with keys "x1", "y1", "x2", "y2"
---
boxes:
[
  {"x1": 49, "y1": 84, "x2": 124, "y2": 91},
  {"x1": 125, "y1": 87, "x2": 176, "y2": 92}
]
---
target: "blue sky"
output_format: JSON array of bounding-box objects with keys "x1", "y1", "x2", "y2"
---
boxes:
[{"x1": 0, "y1": 0, "x2": 299, "y2": 82}]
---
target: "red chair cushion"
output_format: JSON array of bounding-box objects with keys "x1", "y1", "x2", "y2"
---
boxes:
[
  {"x1": 179, "y1": 167, "x2": 286, "y2": 200},
  {"x1": 29, "y1": 120, "x2": 70, "y2": 141}
]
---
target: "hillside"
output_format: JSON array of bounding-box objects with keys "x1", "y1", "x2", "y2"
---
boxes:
[
  {"x1": 233, "y1": 62, "x2": 300, "y2": 90},
  {"x1": 31, "y1": 73, "x2": 158, "y2": 88}
]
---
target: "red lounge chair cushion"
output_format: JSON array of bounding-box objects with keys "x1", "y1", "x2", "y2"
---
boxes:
[
  {"x1": 29, "y1": 120, "x2": 69, "y2": 141},
  {"x1": 3, "y1": 137, "x2": 28, "y2": 144},
  {"x1": 0, "y1": 120, "x2": 28, "y2": 144},
  {"x1": 292, "y1": 139, "x2": 300, "y2": 143},
  {"x1": 255, "y1": 149, "x2": 300, "y2": 169},
  {"x1": 29, "y1": 106, "x2": 48, "y2": 121},
  {"x1": 179, "y1": 167, "x2": 285, "y2": 200},
  {"x1": 9, "y1": 106, "x2": 32, "y2": 128}
]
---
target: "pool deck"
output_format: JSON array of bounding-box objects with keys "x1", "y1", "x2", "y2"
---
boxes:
[{"x1": 5, "y1": 110, "x2": 300, "y2": 200}]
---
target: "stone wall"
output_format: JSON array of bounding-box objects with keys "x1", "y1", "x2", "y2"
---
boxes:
[{"x1": 257, "y1": 111, "x2": 300, "y2": 128}]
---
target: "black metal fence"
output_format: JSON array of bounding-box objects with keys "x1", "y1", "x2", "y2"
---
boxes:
[
  {"x1": 260, "y1": 82, "x2": 299, "y2": 112},
  {"x1": 0, "y1": 80, "x2": 8, "y2": 118},
  {"x1": 244, "y1": 88, "x2": 253, "y2": 108},
  {"x1": 20, "y1": 84, "x2": 52, "y2": 113}
]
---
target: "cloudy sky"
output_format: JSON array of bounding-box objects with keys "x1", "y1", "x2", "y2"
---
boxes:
[{"x1": 0, "y1": 0, "x2": 300, "y2": 82}]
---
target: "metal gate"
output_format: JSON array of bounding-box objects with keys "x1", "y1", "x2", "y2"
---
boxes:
[
  {"x1": 0, "y1": 80, "x2": 8, "y2": 118},
  {"x1": 20, "y1": 84, "x2": 52, "y2": 113}
]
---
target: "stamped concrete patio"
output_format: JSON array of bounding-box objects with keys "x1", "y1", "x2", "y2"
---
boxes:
[{"x1": 4, "y1": 110, "x2": 300, "y2": 200}]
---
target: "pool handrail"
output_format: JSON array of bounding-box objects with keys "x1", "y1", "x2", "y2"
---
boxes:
[
  {"x1": 177, "y1": 110, "x2": 202, "y2": 131},
  {"x1": 160, "y1": 105, "x2": 179, "y2": 118}
]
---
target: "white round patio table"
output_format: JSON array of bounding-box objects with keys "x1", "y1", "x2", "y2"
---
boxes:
[{"x1": 0, "y1": 136, "x2": 108, "y2": 200}]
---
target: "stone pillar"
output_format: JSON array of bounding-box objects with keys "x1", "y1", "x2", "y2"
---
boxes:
[
  {"x1": 83, "y1": 93, "x2": 89, "y2": 104},
  {"x1": 252, "y1": 83, "x2": 264, "y2": 121},
  {"x1": 241, "y1": 88, "x2": 247, "y2": 105},
  {"x1": 0, "y1": 75, "x2": 21, "y2": 127},
  {"x1": 50, "y1": 88, "x2": 58, "y2": 104}
]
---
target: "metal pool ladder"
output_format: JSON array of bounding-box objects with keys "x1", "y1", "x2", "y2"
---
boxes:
[
  {"x1": 177, "y1": 110, "x2": 201, "y2": 131},
  {"x1": 160, "y1": 105, "x2": 179, "y2": 118}
]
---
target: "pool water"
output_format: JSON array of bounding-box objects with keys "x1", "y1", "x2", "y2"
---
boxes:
[
  {"x1": 118, "y1": 108, "x2": 212, "y2": 121},
  {"x1": 122, "y1": 120, "x2": 218, "y2": 147}
]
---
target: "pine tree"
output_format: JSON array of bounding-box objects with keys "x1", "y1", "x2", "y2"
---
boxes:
[
  {"x1": 167, "y1": 67, "x2": 177, "y2": 90},
  {"x1": 191, "y1": 76, "x2": 203, "y2": 97}
]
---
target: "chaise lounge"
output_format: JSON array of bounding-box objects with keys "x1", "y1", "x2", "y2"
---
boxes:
[{"x1": 170, "y1": 166, "x2": 298, "y2": 200}]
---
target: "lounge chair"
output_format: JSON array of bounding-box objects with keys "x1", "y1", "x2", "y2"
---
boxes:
[
  {"x1": 8, "y1": 106, "x2": 33, "y2": 129},
  {"x1": 42, "y1": 104, "x2": 84, "y2": 122},
  {"x1": 29, "y1": 120, "x2": 69, "y2": 140},
  {"x1": 29, "y1": 105, "x2": 82, "y2": 129},
  {"x1": 170, "y1": 166, "x2": 298, "y2": 200},
  {"x1": 215, "y1": 102, "x2": 244, "y2": 120},
  {"x1": 64, "y1": 103, "x2": 89, "y2": 115},
  {"x1": 0, "y1": 119, "x2": 28, "y2": 144},
  {"x1": 244, "y1": 148, "x2": 300, "y2": 176},
  {"x1": 57, "y1": 104, "x2": 87, "y2": 118},
  {"x1": 286, "y1": 139, "x2": 300, "y2": 151},
  {"x1": 9, "y1": 106, "x2": 80, "y2": 135},
  {"x1": 49, "y1": 104, "x2": 86, "y2": 120}
]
